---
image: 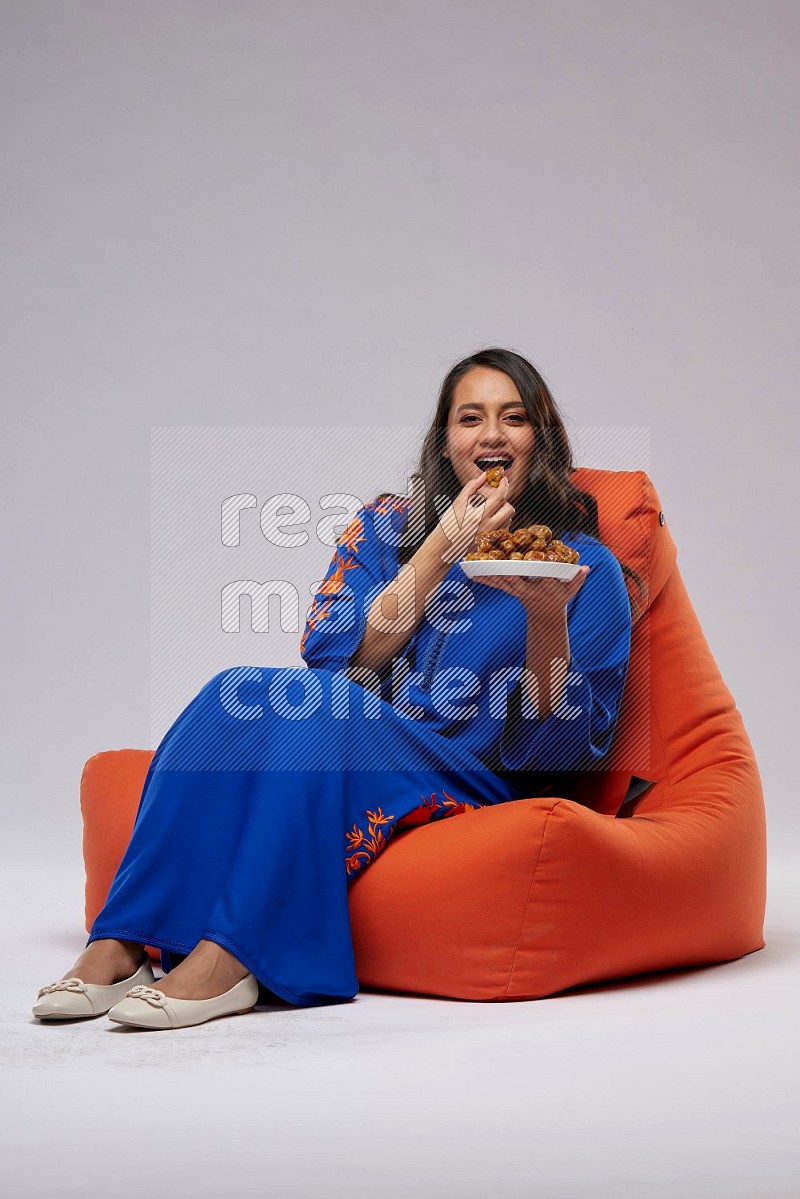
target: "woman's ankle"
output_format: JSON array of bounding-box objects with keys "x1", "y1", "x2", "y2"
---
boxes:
[
  {"x1": 85, "y1": 938, "x2": 144, "y2": 963},
  {"x1": 65, "y1": 938, "x2": 146, "y2": 985}
]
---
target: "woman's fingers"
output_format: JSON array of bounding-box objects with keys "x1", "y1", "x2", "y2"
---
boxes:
[
  {"x1": 459, "y1": 472, "x2": 514, "y2": 546},
  {"x1": 466, "y1": 470, "x2": 488, "y2": 500},
  {"x1": 437, "y1": 472, "x2": 488, "y2": 561},
  {"x1": 564, "y1": 565, "x2": 590, "y2": 600},
  {"x1": 479, "y1": 472, "x2": 510, "y2": 505},
  {"x1": 473, "y1": 477, "x2": 514, "y2": 532},
  {"x1": 487, "y1": 479, "x2": 515, "y2": 528}
]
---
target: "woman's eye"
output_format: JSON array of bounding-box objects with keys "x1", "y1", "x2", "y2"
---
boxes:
[{"x1": 458, "y1": 412, "x2": 527, "y2": 425}]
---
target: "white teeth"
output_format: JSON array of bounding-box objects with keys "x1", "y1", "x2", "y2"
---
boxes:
[{"x1": 477, "y1": 457, "x2": 511, "y2": 465}]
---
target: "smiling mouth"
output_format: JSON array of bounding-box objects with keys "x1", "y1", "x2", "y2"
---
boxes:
[{"x1": 475, "y1": 457, "x2": 513, "y2": 475}]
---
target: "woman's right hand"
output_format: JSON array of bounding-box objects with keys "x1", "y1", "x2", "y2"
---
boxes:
[{"x1": 434, "y1": 470, "x2": 516, "y2": 564}]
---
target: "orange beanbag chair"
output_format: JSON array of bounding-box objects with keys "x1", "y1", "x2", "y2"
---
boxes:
[{"x1": 81, "y1": 469, "x2": 767, "y2": 1000}]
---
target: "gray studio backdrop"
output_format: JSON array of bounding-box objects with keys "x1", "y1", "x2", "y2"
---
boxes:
[{"x1": 3, "y1": 1, "x2": 797, "y2": 856}]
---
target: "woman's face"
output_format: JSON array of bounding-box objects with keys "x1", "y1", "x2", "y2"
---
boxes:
[{"x1": 442, "y1": 367, "x2": 536, "y2": 504}]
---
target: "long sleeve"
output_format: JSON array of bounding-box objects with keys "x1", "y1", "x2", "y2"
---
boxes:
[
  {"x1": 299, "y1": 499, "x2": 404, "y2": 674},
  {"x1": 498, "y1": 540, "x2": 632, "y2": 773}
]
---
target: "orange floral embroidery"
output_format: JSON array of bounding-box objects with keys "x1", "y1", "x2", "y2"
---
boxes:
[
  {"x1": 299, "y1": 596, "x2": 334, "y2": 655},
  {"x1": 374, "y1": 495, "x2": 411, "y2": 517},
  {"x1": 395, "y1": 789, "x2": 478, "y2": 830},
  {"x1": 300, "y1": 549, "x2": 360, "y2": 655},
  {"x1": 300, "y1": 510, "x2": 372, "y2": 657},
  {"x1": 300, "y1": 498, "x2": 410, "y2": 657},
  {"x1": 317, "y1": 554, "x2": 358, "y2": 597},
  {"x1": 337, "y1": 514, "x2": 366, "y2": 555},
  {"x1": 345, "y1": 807, "x2": 396, "y2": 876}
]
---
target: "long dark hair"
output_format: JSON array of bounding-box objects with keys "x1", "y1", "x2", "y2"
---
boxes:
[{"x1": 373, "y1": 347, "x2": 645, "y2": 615}]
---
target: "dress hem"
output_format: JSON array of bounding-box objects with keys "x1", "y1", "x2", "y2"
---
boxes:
[{"x1": 87, "y1": 925, "x2": 359, "y2": 1009}]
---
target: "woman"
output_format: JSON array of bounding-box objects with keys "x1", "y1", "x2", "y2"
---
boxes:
[{"x1": 32, "y1": 347, "x2": 634, "y2": 1030}]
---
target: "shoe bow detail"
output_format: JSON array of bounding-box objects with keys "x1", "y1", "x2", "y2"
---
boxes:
[
  {"x1": 125, "y1": 985, "x2": 168, "y2": 1007},
  {"x1": 37, "y1": 977, "x2": 88, "y2": 998}
]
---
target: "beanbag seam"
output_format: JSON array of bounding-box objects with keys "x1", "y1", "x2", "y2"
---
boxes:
[
  {"x1": 503, "y1": 800, "x2": 562, "y2": 997},
  {"x1": 635, "y1": 470, "x2": 651, "y2": 620},
  {"x1": 649, "y1": 694, "x2": 672, "y2": 790}
]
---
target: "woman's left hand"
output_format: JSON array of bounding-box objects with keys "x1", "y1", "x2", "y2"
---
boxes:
[{"x1": 474, "y1": 565, "x2": 590, "y2": 622}]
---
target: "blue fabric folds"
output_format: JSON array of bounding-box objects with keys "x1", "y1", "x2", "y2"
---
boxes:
[
  {"x1": 88, "y1": 665, "x2": 520, "y2": 1006},
  {"x1": 88, "y1": 496, "x2": 631, "y2": 1006}
]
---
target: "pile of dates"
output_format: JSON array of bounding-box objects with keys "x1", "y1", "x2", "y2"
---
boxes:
[{"x1": 464, "y1": 523, "x2": 580, "y2": 563}]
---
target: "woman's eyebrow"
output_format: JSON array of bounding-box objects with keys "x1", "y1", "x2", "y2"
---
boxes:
[{"x1": 455, "y1": 401, "x2": 526, "y2": 414}]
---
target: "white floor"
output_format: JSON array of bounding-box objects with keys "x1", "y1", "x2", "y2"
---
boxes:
[{"x1": 2, "y1": 845, "x2": 798, "y2": 1199}]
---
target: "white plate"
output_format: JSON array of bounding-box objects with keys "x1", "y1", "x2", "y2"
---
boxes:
[{"x1": 459, "y1": 558, "x2": 582, "y2": 581}]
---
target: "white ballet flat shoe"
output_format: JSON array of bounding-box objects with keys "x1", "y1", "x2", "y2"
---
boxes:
[
  {"x1": 106, "y1": 972, "x2": 260, "y2": 1030},
  {"x1": 32, "y1": 956, "x2": 155, "y2": 1020}
]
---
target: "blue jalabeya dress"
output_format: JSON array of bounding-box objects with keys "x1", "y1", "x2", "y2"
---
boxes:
[{"x1": 87, "y1": 495, "x2": 632, "y2": 1006}]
